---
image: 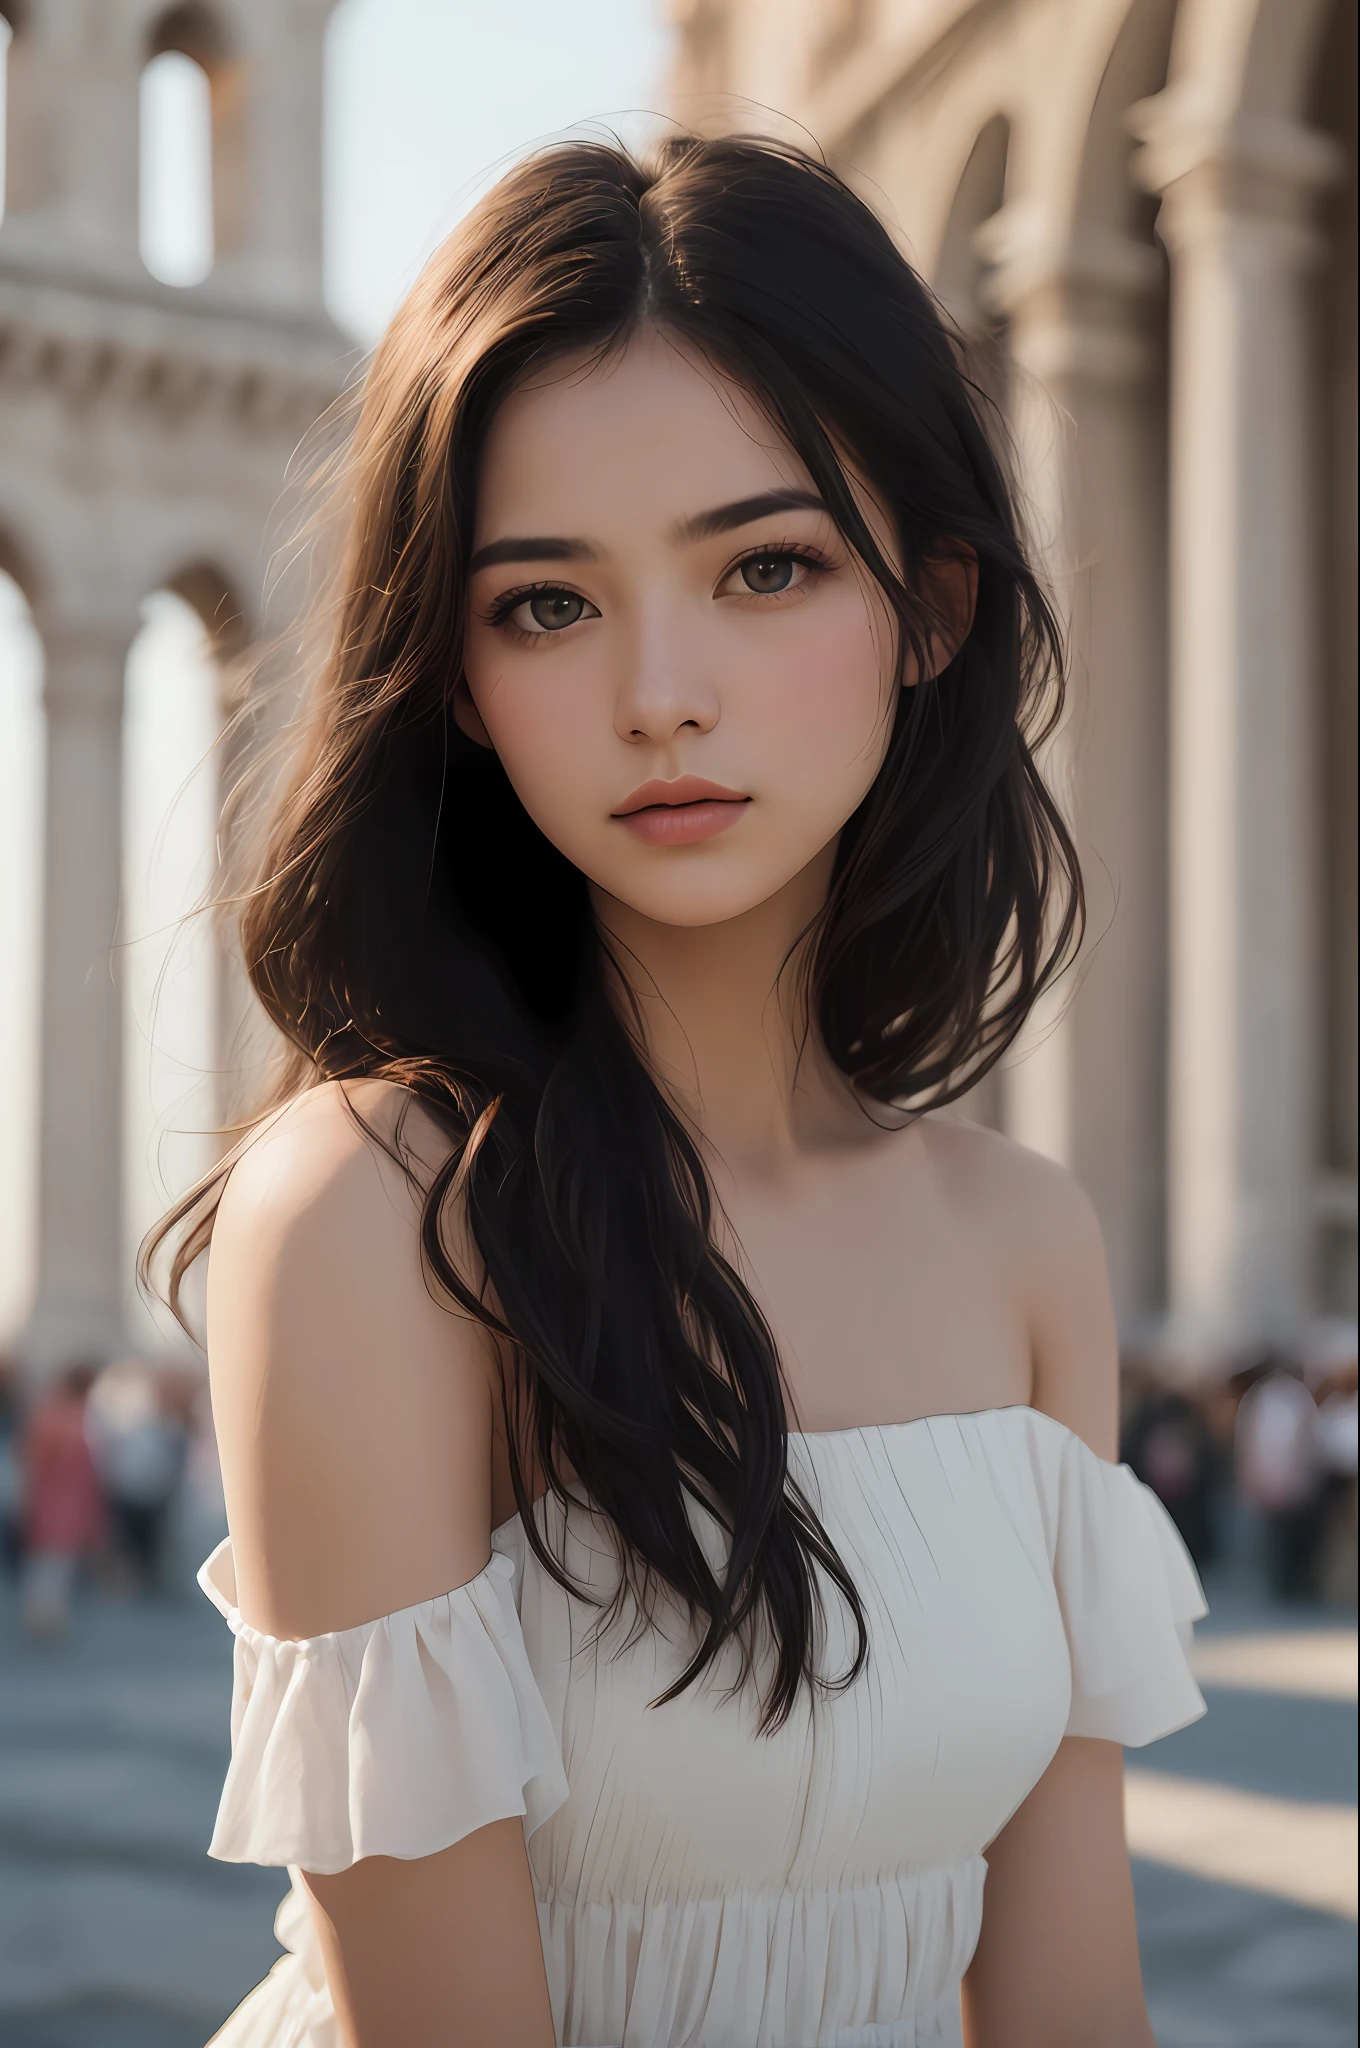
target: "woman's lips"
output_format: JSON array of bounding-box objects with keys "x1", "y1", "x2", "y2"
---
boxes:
[
  {"x1": 616, "y1": 798, "x2": 750, "y2": 846},
  {"x1": 612, "y1": 776, "x2": 751, "y2": 847}
]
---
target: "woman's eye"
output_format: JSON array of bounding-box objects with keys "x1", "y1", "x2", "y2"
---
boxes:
[
  {"x1": 739, "y1": 553, "x2": 798, "y2": 594},
  {"x1": 505, "y1": 589, "x2": 596, "y2": 634},
  {"x1": 716, "y1": 547, "x2": 821, "y2": 602}
]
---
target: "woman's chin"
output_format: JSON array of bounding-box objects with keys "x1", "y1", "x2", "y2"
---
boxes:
[{"x1": 587, "y1": 865, "x2": 805, "y2": 933}]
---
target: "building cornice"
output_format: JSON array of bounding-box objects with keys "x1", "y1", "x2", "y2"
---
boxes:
[{"x1": 0, "y1": 249, "x2": 356, "y2": 435}]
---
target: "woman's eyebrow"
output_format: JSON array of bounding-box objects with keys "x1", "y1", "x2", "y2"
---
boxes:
[
  {"x1": 467, "y1": 489, "x2": 826, "y2": 572},
  {"x1": 468, "y1": 535, "x2": 598, "y2": 572},
  {"x1": 671, "y1": 488, "x2": 827, "y2": 544}
]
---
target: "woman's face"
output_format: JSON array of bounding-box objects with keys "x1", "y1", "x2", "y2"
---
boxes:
[{"x1": 461, "y1": 327, "x2": 910, "y2": 931}]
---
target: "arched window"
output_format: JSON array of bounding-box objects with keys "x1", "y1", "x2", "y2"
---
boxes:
[
  {"x1": 122, "y1": 588, "x2": 222, "y2": 1352},
  {"x1": 140, "y1": 50, "x2": 214, "y2": 285},
  {"x1": 0, "y1": 563, "x2": 44, "y2": 1340},
  {"x1": 140, "y1": 5, "x2": 242, "y2": 287}
]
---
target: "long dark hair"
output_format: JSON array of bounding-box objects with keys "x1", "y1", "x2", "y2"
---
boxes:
[{"x1": 147, "y1": 135, "x2": 1080, "y2": 1730}]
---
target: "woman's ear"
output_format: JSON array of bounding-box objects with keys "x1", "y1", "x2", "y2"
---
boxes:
[
  {"x1": 907, "y1": 549, "x2": 978, "y2": 684},
  {"x1": 452, "y1": 676, "x2": 495, "y2": 749}
]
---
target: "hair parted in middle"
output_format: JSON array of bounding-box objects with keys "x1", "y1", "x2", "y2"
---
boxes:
[{"x1": 148, "y1": 133, "x2": 1082, "y2": 1731}]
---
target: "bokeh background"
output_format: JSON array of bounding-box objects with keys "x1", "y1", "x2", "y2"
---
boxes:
[{"x1": 0, "y1": 3, "x2": 1354, "y2": 2045}]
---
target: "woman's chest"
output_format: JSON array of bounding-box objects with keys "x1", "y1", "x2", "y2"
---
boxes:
[
  {"x1": 516, "y1": 1432, "x2": 1072, "y2": 1902},
  {"x1": 721, "y1": 1181, "x2": 1031, "y2": 1435}
]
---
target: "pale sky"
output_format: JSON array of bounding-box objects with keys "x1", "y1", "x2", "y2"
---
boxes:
[
  {"x1": 327, "y1": 0, "x2": 671, "y2": 342},
  {"x1": 0, "y1": 1, "x2": 671, "y2": 1347}
]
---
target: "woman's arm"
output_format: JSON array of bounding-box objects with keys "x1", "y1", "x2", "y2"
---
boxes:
[
  {"x1": 962, "y1": 1736, "x2": 1151, "y2": 2048},
  {"x1": 305, "y1": 1822, "x2": 554, "y2": 2048},
  {"x1": 208, "y1": 1080, "x2": 556, "y2": 2048},
  {"x1": 964, "y1": 1152, "x2": 1154, "y2": 2048}
]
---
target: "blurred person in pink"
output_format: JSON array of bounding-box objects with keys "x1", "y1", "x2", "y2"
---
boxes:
[
  {"x1": 19, "y1": 1362, "x2": 107, "y2": 1638},
  {"x1": 0, "y1": 1354, "x2": 23, "y2": 1575}
]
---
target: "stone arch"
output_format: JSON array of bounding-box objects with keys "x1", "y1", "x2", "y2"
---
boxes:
[
  {"x1": 155, "y1": 556, "x2": 259, "y2": 739},
  {"x1": 1131, "y1": 0, "x2": 1343, "y2": 143},
  {"x1": 933, "y1": 115, "x2": 1011, "y2": 335},
  {"x1": 6, "y1": 0, "x2": 337, "y2": 1374},
  {"x1": 135, "y1": 551, "x2": 264, "y2": 1143},
  {"x1": 165, "y1": 558, "x2": 249, "y2": 661},
  {"x1": 143, "y1": 1, "x2": 247, "y2": 262},
  {"x1": 1072, "y1": 0, "x2": 1178, "y2": 238},
  {"x1": 0, "y1": 517, "x2": 44, "y2": 612},
  {"x1": 148, "y1": 1, "x2": 233, "y2": 67},
  {"x1": 119, "y1": 577, "x2": 228, "y2": 1356}
]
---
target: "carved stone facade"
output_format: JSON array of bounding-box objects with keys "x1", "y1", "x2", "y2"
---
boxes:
[
  {"x1": 1, "y1": 0, "x2": 1352, "y2": 1373},
  {"x1": 0, "y1": 0, "x2": 347, "y2": 1370},
  {"x1": 671, "y1": 0, "x2": 1358, "y2": 1355}
]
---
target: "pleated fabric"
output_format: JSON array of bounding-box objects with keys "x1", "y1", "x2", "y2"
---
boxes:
[
  {"x1": 201, "y1": 1407, "x2": 1206, "y2": 2048},
  {"x1": 198, "y1": 1543, "x2": 569, "y2": 1872}
]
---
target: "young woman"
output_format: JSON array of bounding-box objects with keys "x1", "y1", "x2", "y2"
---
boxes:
[{"x1": 170, "y1": 136, "x2": 1206, "y2": 2048}]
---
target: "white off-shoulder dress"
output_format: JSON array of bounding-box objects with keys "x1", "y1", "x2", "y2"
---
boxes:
[{"x1": 198, "y1": 1405, "x2": 1206, "y2": 2048}]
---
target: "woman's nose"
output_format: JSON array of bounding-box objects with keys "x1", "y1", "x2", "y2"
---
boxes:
[{"x1": 612, "y1": 605, "x2": 720, "y2": 745}]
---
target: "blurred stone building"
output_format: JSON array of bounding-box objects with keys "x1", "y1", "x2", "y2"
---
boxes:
[
  {"x1": 672, "y1": 0, "x2": 1358, "y2": 1358},
  {"x1": 0, "y1": 0, "x2": 1353, "y2": 1375},
  {"x1": 0, "y1": 0, "x2": 345, "y2": 1370}
]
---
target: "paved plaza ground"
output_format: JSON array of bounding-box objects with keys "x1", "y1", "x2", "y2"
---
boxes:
[{"x1": 0, "y1": 1558, "x2": 1354, "y2": 2048}]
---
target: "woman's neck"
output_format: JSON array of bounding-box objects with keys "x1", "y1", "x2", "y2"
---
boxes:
[{"x1": 590, "y1": 845, "x2": 867, "y2": 1185}]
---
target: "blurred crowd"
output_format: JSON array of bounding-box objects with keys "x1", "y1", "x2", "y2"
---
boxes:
[
  {"x1": 0, "y1": 1353, "x2": 225, "y2": 1640},
  {"x1": 1121, "y1": 1318, "x2": 1359, "y2": 1606},
  {"x1": 0, "y1": 1322, "x2": 1355, "y2": 1643}
]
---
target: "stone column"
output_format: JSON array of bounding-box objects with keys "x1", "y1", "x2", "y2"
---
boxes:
[
  {"x1": 22, "y1": 614, "x2": 137, "y2": 1373},
  {"x1": 1132, "y1": 101, "x2": 1344, "y2": 1352},
  {"x1": 979, "y1": 215, "x2": 1169, "y2": 1335},
  {"x1": 0, "y1": 8, "x2": 142, "y2": 278},
  {"x1": 211, "y1": 0, "x2": 340, "y2": 316}
]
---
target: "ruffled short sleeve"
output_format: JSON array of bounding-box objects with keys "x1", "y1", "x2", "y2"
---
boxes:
[
  {"x1": 197, "y1": 1540, "x2": 570, "y2": 1875},
  {"x1": 1046, "y1": 1426, "x2": 1208, "y2": 1747}
]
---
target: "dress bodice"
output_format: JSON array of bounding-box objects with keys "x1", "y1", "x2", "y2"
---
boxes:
[{"x1": 198, "y1": 1406, "x2": 1206, "y2": 2048}]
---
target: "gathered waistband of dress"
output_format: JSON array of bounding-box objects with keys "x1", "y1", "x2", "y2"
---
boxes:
[
  {"x1": 533, "y1": 1855, "x2": 986, "y2": 1914},
  {"x1": 535, "y1": 1860, "x2": 983, "y2": 2048}
]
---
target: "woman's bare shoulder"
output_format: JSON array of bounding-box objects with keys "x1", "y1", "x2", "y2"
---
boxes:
[
  {"x1": 208, "y1": 1078, "x2": 499, "y2": 1638},
  {"x1": 919, "y1": 1110, "x2": 1098, "y2": 1232},
  {"x1": 215, "y1": 1075, "x2": 451, "y2": 1231},
  {"x1": 918, "y1": 1112, "x2": 1118, "y2": 1456}
]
